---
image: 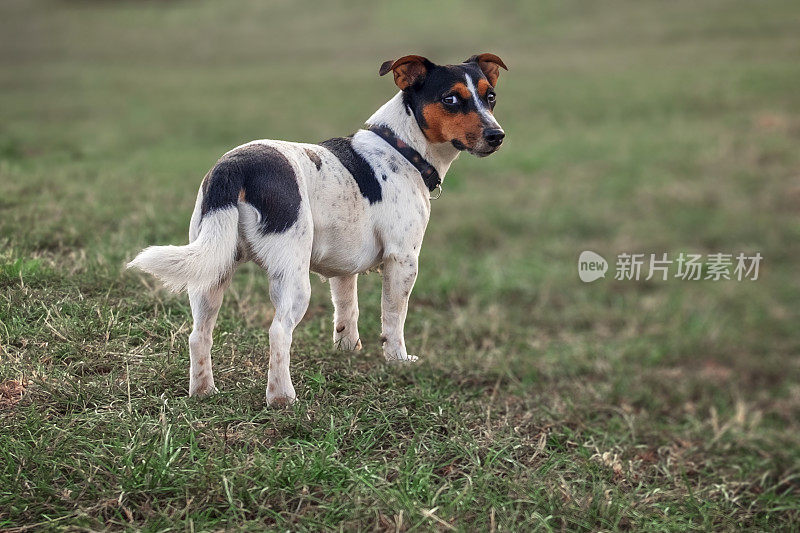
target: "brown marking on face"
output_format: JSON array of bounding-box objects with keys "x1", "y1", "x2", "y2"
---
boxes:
[
  {"x1": 477, "y1": 78, "x2": 491, "y2": 96},
  {"x1": 451, "y1": 82, "x2": 471, "y2": 100},
  {"x1": 422, "y1": 103, "x2": 483, "y2": 148},
  {"x1": 238, "y1": 188, "x2": 245, "y2": 202}
]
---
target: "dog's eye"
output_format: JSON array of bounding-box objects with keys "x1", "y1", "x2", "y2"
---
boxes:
[
  {"x1": 441, "y1": 95, "x2": 459, "y2": 106},
  {"x1": 486, "y1": 92, "x2": 496, "y2": 104}
]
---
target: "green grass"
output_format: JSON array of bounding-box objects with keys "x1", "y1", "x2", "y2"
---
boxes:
[{"x1": 2, "y1": 0, "x2": 799, "y2": 530}]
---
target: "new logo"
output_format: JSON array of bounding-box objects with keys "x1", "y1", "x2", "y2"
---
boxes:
[{"x1": 578, "y1": 251, "x2": 608, "y2": 282}]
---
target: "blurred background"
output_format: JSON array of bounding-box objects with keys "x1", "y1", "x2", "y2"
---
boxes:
[{"x1": 1, "y1": 0, "x2": 798, "y2": 529}]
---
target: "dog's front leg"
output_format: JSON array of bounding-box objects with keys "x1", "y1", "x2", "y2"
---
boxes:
[
  {"x1": 331, "y1": 274, "x2": 362, "y2": 351},
  {"x1": 380, "y1": 252, "x2": 419, "y2": 362}
]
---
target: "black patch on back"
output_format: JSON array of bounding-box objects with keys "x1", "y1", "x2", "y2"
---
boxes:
[
  {"x1": 201, "y1": 144, "x2": 301, "y2": 234},
  {"x1": 319, "y1": 136, "x2": 382, "y2": 204}
]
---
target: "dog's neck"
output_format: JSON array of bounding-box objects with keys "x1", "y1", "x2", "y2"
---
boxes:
[{"x1": 365, "y1": 91, "x2": 461, "y2": 181}]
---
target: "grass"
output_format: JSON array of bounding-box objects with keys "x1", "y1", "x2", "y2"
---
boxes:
[{"x1": 1, "y1": 0, "x2": 799, "y2": 530}]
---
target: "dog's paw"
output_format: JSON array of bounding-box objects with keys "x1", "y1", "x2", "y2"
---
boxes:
[
  {"x1": 385, "y1": 354, "x2": 419, "y2": 364},
  {"x1": 334, "y1": 325, "x2": 362, "y2": 351},
  {"x1": 335, "y1": 335, "x2": 362, "y2": 351},
  {"x1": 381, "y1": 339, "x2": 418, "y2": 364},
  {"x1": 189, "y1": 378, "x2": 217, "y2": 398},
  {"x1": 267, "y1": 394, "x2": 296, "y2": 408},
  {"x1": 266, "y1": 381, "x2": 296, "y2": 408}
]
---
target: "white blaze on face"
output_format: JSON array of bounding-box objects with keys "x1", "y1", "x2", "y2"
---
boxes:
[{"x1": 464, "y1": 73, "x2": 500, "y2": 130}]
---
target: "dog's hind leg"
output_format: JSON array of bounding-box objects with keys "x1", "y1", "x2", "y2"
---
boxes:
[
  {"x1": 330, "y1": 274, "x2": 362, "y2": 351},
  {"x1": 185, "y1": 183, "x2": 237, "y2": 397},
  {"x1": 265, "y1": 261, "x2": 310, "y2": 407},
  {"x1": 187, "y1": 274, "x2": 233, "y2": 397},
  {"x1": 258, "y1": 234, "x2": 311, "y2": 406},
  {"x1": 242, "y1": 202, "x2": 313, "y2": 407}
]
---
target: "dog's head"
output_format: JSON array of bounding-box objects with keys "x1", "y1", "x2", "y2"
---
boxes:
[{"x1": 380, "y1": 53, "x2": 507, "y2": 157}]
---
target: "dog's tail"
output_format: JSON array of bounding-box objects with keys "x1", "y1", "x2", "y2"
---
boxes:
[{"x1": 127, "y1": 198, "x2": 239, "y2": 294}]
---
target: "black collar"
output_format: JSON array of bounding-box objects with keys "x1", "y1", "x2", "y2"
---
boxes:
[{"x1": 367, "y1": 125, "x2": 441, "y2": 193}]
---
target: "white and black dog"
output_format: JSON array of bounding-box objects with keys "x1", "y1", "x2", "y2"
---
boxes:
[{"x1": 128, "y1": 54, "x2": 507, "y2": 406}]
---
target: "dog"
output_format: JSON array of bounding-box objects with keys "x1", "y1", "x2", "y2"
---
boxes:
[{"x1": 127, "y1": 53, "x2": 507, "y2": 407}]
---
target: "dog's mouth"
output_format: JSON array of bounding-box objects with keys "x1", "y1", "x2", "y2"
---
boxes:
[
  {"x1": 451, "y1": 139, "x2": 501, "y2": 157},
  {"x1": 468, "y1": 147, "x2": 500, "y2": 158}
]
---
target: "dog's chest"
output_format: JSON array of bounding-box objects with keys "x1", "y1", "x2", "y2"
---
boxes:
[{"x1": 306, "y1": 138, "x2": 430, "y2": 277}]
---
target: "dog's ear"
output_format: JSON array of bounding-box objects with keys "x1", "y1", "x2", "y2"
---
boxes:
[
  {"x1": 464, "y1": 53, "x2": 508, "y2": 87},
  {"x1": 379, "y1": 55, "x2": 432, "y2": 90}
]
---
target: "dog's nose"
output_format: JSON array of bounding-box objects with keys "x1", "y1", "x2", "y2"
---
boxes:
[{"x1": 483, "y1": 128, "x2": 505, "y2": 147}]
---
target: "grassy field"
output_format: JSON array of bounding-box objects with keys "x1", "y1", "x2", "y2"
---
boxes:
[{"x1": 2, "y1": 0, "x2": 799, "y2": 530}]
